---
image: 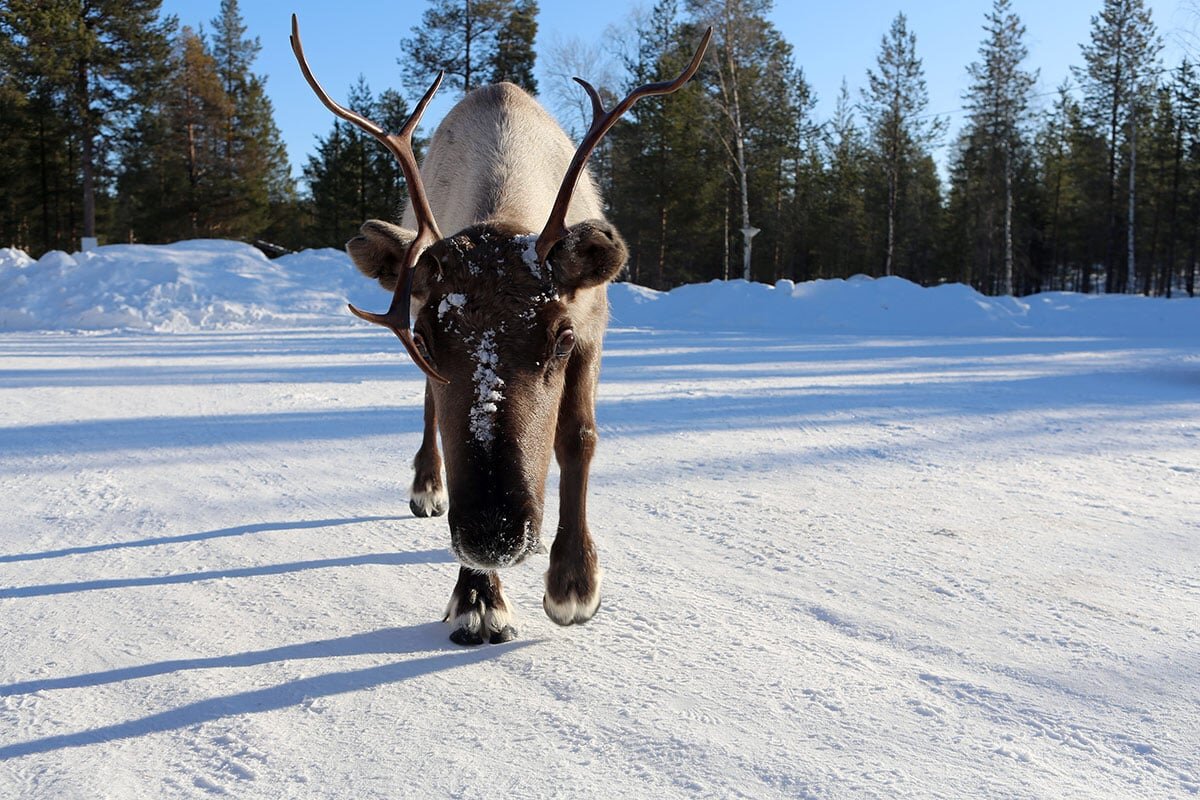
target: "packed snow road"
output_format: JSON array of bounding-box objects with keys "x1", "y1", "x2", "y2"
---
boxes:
[{"x1": 0, "y1": 325, "x2": 1197, "y2": 798}]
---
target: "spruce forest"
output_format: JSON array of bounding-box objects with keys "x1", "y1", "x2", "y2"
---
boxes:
[{"x1": 2, "y1": 0, "x2": 1198, "y2": 297}]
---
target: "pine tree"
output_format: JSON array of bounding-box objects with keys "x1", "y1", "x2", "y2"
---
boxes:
[
  {"x1": 0, "y1": 0, "x2": 174, "y2": 250},
  {"x1": 172, "y1": 27, "x2": 228, "y2": 237},
  {"x1": 900, "y1": 154, "x2": 945, "y2": 285},
  {"x1": 209, "y1": 0, "x2": 293, "y2": 240},
  {"x1": 1179, "y1": 60, "x2": 1200, "y2": 296},
  {"x1": 610, "y1": 0, "x2": 719, "y2": 287},
  {"x1": 1075, "y1": 0, "x2": 1162, "y2": 292},
  {"x1": 819, "y1": 80, "x2": 870, "y2": 279},
  {"x1": 960, "y1": 0, "x2": 1037, "y2": 295},
  {"x1": 118, "y1": 26, "x2": 231, "y2": 241},
  {"x1": 1149, "y1": 59, "x2": 1200, "y2": 296},
  {"x1": 400, "y1": 0, "x2": 514, "y2": 97},
  {"x1": 0, "y1": 4, "x2": 76, "y2": 253},
  {"x1": 304, "y1": 80, "x2": 424, "y2": 248},
  {"x1": 304, "y1": 121, "x2": 350, "y2": 247},
  {"x1": 861, "y1": 13, "x2": 945, "y2": 277},
  {"x1": 1034, "y1": 81, "x2": 1111, "y2": 291},
  {"x1": 0, "y1": 32, "x2": 31, "y2": 250},
  {"x1": 687, "y1": 0, "x2": 798, "y2": 281},
  {"x1": 489, "y1": 0, "x2": 538, "y2": 92},
  {"x1": 374, "y1": 89, "x2": 418, "y2": 219},
  {"x1": 776, "y1": 69, "x2": 819, "y2": 282},
  {"x1": 946, "y1": 131, "x2": 988, "y2": 288}
]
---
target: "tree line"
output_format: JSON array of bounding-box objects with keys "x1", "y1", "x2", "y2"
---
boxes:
[
  {"x1": 1, "y1": 0, "x2": 1197, "y2": 297},
  {"x1": 603, "y1": 0, "x2": 1198, "y2": 297}
]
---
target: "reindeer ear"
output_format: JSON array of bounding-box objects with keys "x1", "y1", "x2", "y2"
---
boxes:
[
  {"x1": 345, "y1": 220, "x2": 417, "y2": 292},
  {"x1": 549, "y1": 220, "x2": 628, "y2": 292}
]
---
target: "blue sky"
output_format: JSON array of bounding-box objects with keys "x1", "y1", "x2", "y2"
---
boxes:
[{"x1": 159, "y1": 0, "x2": 1195, "y2": 180}]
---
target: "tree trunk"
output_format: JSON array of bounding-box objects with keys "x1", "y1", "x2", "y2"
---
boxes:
[
  {"x1": 356, "y1": 131, "x2": 365, "y2": 226},
  {"x1": 1050, "y1": 135, "x2": 1063, "y2": 290},
  {"x1": 1164, "y1": 102, "x2": 1184, "y2": 298},
  {"x1": 722, "y1": 197, "x2": 729, "y2": 281},
  {"x1": 1126, "y1": 114, "x2": 1137, "y2": 294},
  {"x1": 1004, "y1": 145, "x2": 1014, "y2": 296},
  {"x1": 464, "y1": 0, "x2": 474, "y2": 93},
  {"x1": 730, "y1": 113, "x2": 751, "y2": 280},
  {"x1": 885, "y1": 164, "x2": 896, "y2": 277},
  {"x1": 38, "y1": 112, "x2": 51, "y2": 254},
  {"x1": 631, "y1": 232, "x2": 641, "y2": 285},
  {"x1": 1188, "y1": 225, "x2": 1197, "y2": 298},
  {"x1": 78, "y1": 59, "x2": 96, "y2": 242},
  {"x1": 1103, "y1": 48, "x2": 1124, "y2": 295},
  {"x1": 656, "y1": 205, "x2": 668, "y2": 289},
  {"x1": 773, "y1": 164, "x2": 783, "y2": 281},
  {"x1": 716, "y1": 31, "x2": 754, "y2": 283},
  {"x1": 185, "y1": 72, "x2": 198, "y2": 237},
  {"x1": 187, "y1": 119, "x2": 198, "y2": 236}
]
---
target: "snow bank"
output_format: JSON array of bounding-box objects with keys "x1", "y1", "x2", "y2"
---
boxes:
[
  {"x1": 609, "y1": 276, "x2": 1200, "y2": 338},
  {"x1": 1, "y1": 240, "x2": 1196, "y2": 338},
  {"x1": 0, "y1": 240, "x2": 379, "y2": 332}
]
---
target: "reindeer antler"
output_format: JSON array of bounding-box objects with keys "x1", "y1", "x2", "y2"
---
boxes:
[
  {"x1": 534, "y1": 27, "x2": 713, "y2": 266},
  {"x1": 290, "y1": 14, "x2": 449, "y2": 384}
]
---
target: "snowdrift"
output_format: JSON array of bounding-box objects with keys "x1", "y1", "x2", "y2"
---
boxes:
[
  {"x1": 1, "y1": 240, "x2": 1195, "y2": 338},
  {"x1": 0, "y1": 241, "x2": 377, "y2": 332},
  {"x1": 610, "y1": 276, "x2": 1200, "y2": 338}
]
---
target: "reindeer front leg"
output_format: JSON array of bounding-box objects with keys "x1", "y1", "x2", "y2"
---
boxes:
[
  {"x1": 544, "y1": 348, "x2": 603, "y2": 626},
  {"x1": 410, "y1": 380, "x2": 447, "y2": 517},
  {"x1": 445, "y1": 567, "x2": 516, "y2": 645}
]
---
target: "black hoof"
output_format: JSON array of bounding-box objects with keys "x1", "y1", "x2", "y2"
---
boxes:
[
  {"x1": 489, "y1": 625, "x2": 517, "y2": 644},
  {"x1": 449, "y1": 627, "x2": 485, "y2": 646},
  {"x1": 449, "y1": 624, "x2": 517, "y2": 645}
]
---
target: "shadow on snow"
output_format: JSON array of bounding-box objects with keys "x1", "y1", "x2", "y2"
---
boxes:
[
  {"x1": 0, "y1": 548, "x2": 450, "y2": 599},
  {"x1": 0, "y1": 625, "x2": 538, "y2": 759},
  {"x1": 0, "y1": 515, "x2": 410, "y2": 564}
]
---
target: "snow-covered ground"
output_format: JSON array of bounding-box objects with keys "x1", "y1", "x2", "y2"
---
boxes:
[{"x1": 1, "y1": 241, "x2": 1197, "y2": 798}]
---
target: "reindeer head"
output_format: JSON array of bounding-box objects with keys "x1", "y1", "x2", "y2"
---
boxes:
[
  {"x1": 291, "y1": 16, "x2": 706, "y2": 569},
  {"x1": 346, "y1": 218, "x2": 626, "y2": 567}
]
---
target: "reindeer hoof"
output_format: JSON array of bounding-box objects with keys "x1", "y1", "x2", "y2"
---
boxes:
[
  {"x1": 543, "y1": 589, "x2": 602, "y2": 626},
  {"x1": 409, "y1": 486, "x2": 447, "y2": 517},
  {"x1": 445, "y1": 579, "x2": 516, "y2": 645},
  {"x1": 448, "y1": 623, "x2": 517, "y2": 645},
  {"x1": 449, "y1": 627, "x2": 485, "y2": 646},
  {"x1": 490, "y1": 625, "x2": 517, "y2": 644},
  {"x1": 544, "y1": 568, "x2": 603, "y2": 626}
]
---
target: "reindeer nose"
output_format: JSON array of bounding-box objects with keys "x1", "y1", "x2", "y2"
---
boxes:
[{"x1": 448, "y1": 510, "x2": 540, "y2": 570}]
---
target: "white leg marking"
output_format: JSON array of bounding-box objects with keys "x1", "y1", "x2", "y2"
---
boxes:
[
  {"x1": 444, "y1": 586, "x2": 515, "y2": 636},
  {"x1": 410, "y1": 484, "x2": 448, "y2": 517},
  {"x1": 484, "y1": 602, "x2": 514, "y2": 637},
  {"x1": 543, "y1": 568, "x2": 603, "y2": 626},
  {"x1": 446, "y1": 604, "x2": 483, "y2": 636}
]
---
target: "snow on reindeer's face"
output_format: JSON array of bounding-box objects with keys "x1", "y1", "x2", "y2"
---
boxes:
[{"x1": 407, "y1": 221, "x2": 625, "y2": 570}]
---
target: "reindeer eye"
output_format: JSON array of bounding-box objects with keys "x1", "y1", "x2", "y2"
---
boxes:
[{"x1": 554, "y1": 329, "x2": 576, "y2": 358}]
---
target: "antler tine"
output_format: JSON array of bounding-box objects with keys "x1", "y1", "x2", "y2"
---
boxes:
[
  {"x1": 574, "y1": 77, "x2": 606, "y2": 121},
  {"x1": 291, "y1": 14, "x2": 449, "y2": 384},
  {"x1": 535, "y1": 26, "x2": 713, "y2": 265},
  {"x1": 291, "y1": 15, "x2": 385, "y2": 140},
  {"x1": 344, "y1": 70, "x2": 448, "y2": 383}
]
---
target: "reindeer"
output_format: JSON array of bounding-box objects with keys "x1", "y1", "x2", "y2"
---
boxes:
[{"x1": 290, "y1": 16, "x2": 710, "y2": 645}]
